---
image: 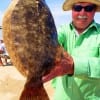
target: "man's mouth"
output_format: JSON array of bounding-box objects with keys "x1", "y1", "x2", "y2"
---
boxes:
[{"x1": 78, "y1": 15, "x2": 88, "y2": 20}]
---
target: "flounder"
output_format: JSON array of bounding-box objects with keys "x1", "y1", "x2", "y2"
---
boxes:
[{"x1": 2, "y1": 0, "x2": 63, "y2": 100}]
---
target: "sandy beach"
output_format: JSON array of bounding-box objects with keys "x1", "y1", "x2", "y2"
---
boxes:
[{"x1": 0, "y1": 65, "x2": 54, "y2": 100}]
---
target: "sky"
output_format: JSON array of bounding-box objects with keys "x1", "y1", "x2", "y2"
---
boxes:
[{"x1": 0, "y1": 0, "x2": 100, "y2": 39}]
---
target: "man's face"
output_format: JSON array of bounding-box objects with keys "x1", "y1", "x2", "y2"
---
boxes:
[{"x1": 72, "y1": 2, "x2": 96, "y2": 30}]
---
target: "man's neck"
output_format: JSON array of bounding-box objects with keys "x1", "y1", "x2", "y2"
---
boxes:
[{"x1": 75, "y1": 28, "x2": 86, "y2": 34}]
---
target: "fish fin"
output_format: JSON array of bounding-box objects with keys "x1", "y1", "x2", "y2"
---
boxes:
[{"x1": 20, "y1": 83, "x2": 49, "y2": 100}]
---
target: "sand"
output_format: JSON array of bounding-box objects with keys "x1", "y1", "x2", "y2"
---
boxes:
[{"x1": 0, "y1": 66, "x2": 54, "y2": 100}]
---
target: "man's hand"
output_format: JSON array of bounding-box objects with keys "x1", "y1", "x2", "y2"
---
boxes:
[{"x1": 42, "y1": 52, "x2": 74, "y2": 83}]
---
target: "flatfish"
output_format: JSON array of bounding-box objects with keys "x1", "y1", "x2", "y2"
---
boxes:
[{"x1": 2, "y1": 0, "x2": 63, "y2": 100}]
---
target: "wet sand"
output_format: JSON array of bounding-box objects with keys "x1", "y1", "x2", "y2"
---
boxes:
[{"x1": 0, "y1": 66, "x2": 54, "y2": 100}]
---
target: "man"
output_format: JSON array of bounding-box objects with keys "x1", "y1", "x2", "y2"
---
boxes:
[
  {"x1": 0, "y1": 48, "x2": 3, "y2": 66},
  {"x1": 43, "y1": 0, "x2": 100, "y2": 100},
  {"x1": 0, "y1": 40, "x2": 4, "y2": 66},
  {"x1": 0, "y1": 40, "x2": 10, "y2": 66}
]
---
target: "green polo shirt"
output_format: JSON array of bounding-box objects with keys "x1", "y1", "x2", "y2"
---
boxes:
[{"x1": 52, "y1": 21, "x2": 100, "y2": 100}]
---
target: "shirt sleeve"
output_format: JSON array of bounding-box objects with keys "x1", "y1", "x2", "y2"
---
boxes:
[{"x1": 57, "y1": 26, "x2": 66, "y2": 47}]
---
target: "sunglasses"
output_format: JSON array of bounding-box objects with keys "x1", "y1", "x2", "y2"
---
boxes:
[{"x1": 72, "y1": 5, "x2": 96, "y2": 12}]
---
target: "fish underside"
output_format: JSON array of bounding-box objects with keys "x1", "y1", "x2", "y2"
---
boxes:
[{"x1": 3, "y1": 0, "x2": 63, "y2": 100}]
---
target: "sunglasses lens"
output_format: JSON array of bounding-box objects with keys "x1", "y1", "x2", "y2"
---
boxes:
[
  {"x1": 73, "y1": 5, "x2": 96, "y2": 12},
  {"x1": 73, "y1": 5, "x2": 82, "y2": 11},
  {"x1": 85, "y1": 5, "x2": 95, "y2": 12}
]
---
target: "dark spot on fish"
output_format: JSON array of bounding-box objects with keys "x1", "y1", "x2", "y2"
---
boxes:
[{"x1": 42, "y1": 57, "x2": 54, "y2": 73}]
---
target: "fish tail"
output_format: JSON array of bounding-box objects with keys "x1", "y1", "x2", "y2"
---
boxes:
[{"x1": 20, "y1": 83, "x2": 49, "y2": 100}]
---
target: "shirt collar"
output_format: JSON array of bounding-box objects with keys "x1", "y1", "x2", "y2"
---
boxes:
[{"x1": 70, "y1": 20, "x2": 98, "y2": 35}]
